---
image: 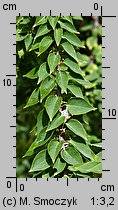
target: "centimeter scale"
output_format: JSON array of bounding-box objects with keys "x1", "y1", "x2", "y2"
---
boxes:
[{"x1": 0, "y1": 0, "x2": 117, "y2": 209}]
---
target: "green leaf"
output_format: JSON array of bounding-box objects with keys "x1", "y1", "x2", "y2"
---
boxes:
[
  {"x1": 86, "y1": 71, "x2": 98, "y2": 82},
  {"x1": 69, "y1": 140, "x2": 95, "y2": 160},
  {"x1": 24, "y1": 88, "x2": 39, "y2": 108},
  {"x1": 34, "y1": 24, "x2": 51, "y2": 39},
  {"x1": 29, "y1": 43, "x2": 40, "y2": 51},
  {"x1": 69, "y1": 75, "x2": 94, "y2": 88},
  {"x1": 68, "y1": 161, "x2": 102, "y2": 174},
  {"x1": 24, "y1": 34, "x2": 33, "y2": 51},
  {"x1": 61, "y1": 16, "x2": 73, "y2": 24},
  {"x1": 77, "y1": 52, "x2": 89, "y2": 64},
  {"x1": 60, "y1": 63, "x2": 68, "y2": 71},
  {"x1": 19, "y1": 17, "x2": 30, "y2": 25},
  {"x1": 61, "y1": 146, "x2": 83, "y2": 165},
  {"x1": 67, "y1": 98, "x2": 96, "y2": 115},
  {"x1": 66, "y1": 119, "x2": 88, "y2": 142},
  {"x1": 54, "y1": 28, "x2": 63, "y2": 46},
  {"x1": 53, "y1": 157, "x2": 66, "y2": 176},
  {"x1": 35, "y1": 127, "x2": 53, "y2": 147},
  {"x1": 36, "y1": 109, "x2": 49, "y2": 133},
  {"x1": 93, "y1": 46, "x2": 102, "y2": 63},
  {"x1": 41, "y1": 167, "x2": 56, "y2": 178},
  {"x1": 23, "y1": 127, "x2": 52, "y2": 157},
  {"x1": 38, "y1": 36, "x2": 53, "y2": 55},
  {"x1": 56, "y1": 71, "x2": 68, "y2": 94},
  {"x1": 82, "y1": 114, "x2": 89, "y2": 125},
  {"x1": 58, "y1": 20, "x2": 79, "y2": 34},
  {"x1": 90, "y1": 143, "x2": 102, "y2": 148},
  {"x1": 95, "y1": 151, "x2": 102, "y2": 162},
  {"x1": 17, "y1": 48, "x2": 24, "y2": 58},
  {"x1": 45, "y1": 95, "x2": 62, "y2": 121},
  {"x1": 33, "y1": 16, "x2": 47, "y2": 27},
  {"x1": 48, "y1": 17, "x2": 59, "y2": 29},
  {"x1": 23, "y1": 141, "x2": 36, "y2": 157},
  {"x1": 16, "y1": 34, "x2": 27, "y2": 42},
  {"x1": 72, "y1": 16, "x2": 83, "y2": 21},
  {"x1": 73, "y1": 173, "x2": 91, "y2": 178},
  {"x1": 37, "y1": 62, "x2": 49, "y2": 84},
  {"x1": 62, "y1": 42, "x2": 78, "y2": 62},
  {"x1": 77, "y1": 78, "x2": 94, "y2": 88},
  {"x1": 23, "y1": 67, "x2": 38, "y2": 79},
  {"x1": 47, "y1": 53, "x2": 61, "y2": 74},
  {"x1": 16, "y1": 16, "x2": 23, "y2": 24},
  {"x1": 63, "y1": 31, "x2": 84, "y2": 48},
  {"x1": 88, "y1": 135, "x2": 101, "y2": 144},
  {"x1": 46, "y1": 112, "x2": 65, "y2": 132},
  {"x1": 40, "y1": 77, "x2": 55, "y2": 102},
  {"x1": 68, "y1": 84, "x2": 84, "y2": 98},
  {"x1": 81, "y1": 23, "x2": 93, "y2": 32},
  {"x1": 86, "y1": 36, "x2": 97, "y2": 50},
  {"x1": 48, "y1": 139, "x2": 63, "y2": 163},
  {"x1": 29, "y1": 149, "x2": 51, "y2": 172},
  {"x1": 64, "y1": 58, "x2": 84, "y2": 76}
]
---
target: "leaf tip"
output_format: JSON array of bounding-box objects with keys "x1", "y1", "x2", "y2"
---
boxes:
[
  {"x1": 82, "y1": 72, "x2": 85, "y2": 77},
  {"x1": 46, "y1": 128, "x2": 49, "y2": 132},
  {"x1": 37, "y1": 80, "x2": 40, "y2": 85},
  {"x1": 76, "y1": 31, "x2": 80, "y2": 34}
]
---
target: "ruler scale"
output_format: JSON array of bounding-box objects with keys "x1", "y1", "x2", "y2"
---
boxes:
[{"x1": 0, "y1": 0, "x2": 118, "y2": 209}]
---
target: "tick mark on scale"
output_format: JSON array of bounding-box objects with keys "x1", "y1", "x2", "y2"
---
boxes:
[
  {"x1": 10, "y1": 22, "x2": 16, "y2": 25},
  {"x1": 6, "y1": 74, "x2": 16, "y2": 77},
  {"x1": 102, "y1": 117, "x2": 117, "y2": 120},
  {"x1": 102, "y1": 15, "x2": 116, "y2": 18},
  {"x1": 102, "y1": 66, "x2": 110, "y2": 69}
]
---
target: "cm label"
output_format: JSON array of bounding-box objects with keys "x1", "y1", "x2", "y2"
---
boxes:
[{"x1": 3, "y1": 4, "x2": 16, "y2": 10}]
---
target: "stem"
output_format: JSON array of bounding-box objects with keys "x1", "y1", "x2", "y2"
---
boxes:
[
  {"x1": 92, "y1": 16, "x2": 99, "y2": 28},
  {"x1": 55, "y1": 45, "x2": 61, "y2": 96},
  {"x1": 56, "y1": 45, "x2": 60, "y2": 71}
]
